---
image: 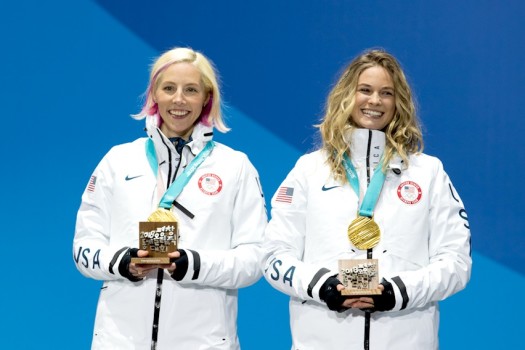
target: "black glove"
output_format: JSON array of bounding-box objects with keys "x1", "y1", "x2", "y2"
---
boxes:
[
  {"x1": 370, "y1": 278, "x2": 396, "y2": 312},
  {"x1": 170, "y1": 249, "x2": 189, "y2": 281},
  {"x1": 118, "y1": 248, "x2": 142, "y2": 282},
  {"x1": 319, "y1": 276, "x2": 347, "y2": 312}
]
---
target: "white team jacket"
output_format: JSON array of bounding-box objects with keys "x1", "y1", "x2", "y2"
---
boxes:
[
  {"x1": 263, "y1": 129, "x2": 471, "y2": 350},
  {"x1": 73, "y1": 122, "x2": 267, "y2": 349}
]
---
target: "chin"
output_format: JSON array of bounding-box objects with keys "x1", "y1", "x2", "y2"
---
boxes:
[{"x1": 359, "y1": 124, "x2": 382, "y2": 130}]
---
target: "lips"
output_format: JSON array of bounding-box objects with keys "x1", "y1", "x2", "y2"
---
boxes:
[
  {"x1": 361, "y1": 109, "x2": 383, "y2": 118},
  {"x1": 169, "y1": 109, "x2": 190, "y2": 118}
]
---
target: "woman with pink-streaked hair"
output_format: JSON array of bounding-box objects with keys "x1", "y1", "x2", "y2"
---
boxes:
[{"x1": 74, "y1": 47, "x2": 267, "y2": 349}]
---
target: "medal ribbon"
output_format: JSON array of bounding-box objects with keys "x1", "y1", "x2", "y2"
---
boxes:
[
  {"x1": 146, "y1": 138, "x2": 215, "y2": 209},
  {"x1": 342, "y1": 154, "x2": 386, "y2": 217}
]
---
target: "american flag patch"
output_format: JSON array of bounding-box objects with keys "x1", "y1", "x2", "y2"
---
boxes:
[
  {"x1": 404, "y1": 185, "x2": 415, "y2": 194},
  {"x1": 87, "y1": 175, "x2": 97, "y2": 192},
  {"x1": 276, "y1": 186, "x2": 294, "y2": 203}
]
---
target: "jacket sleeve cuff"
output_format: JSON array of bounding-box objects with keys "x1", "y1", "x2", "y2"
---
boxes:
[
  {"x1": 307, "y1": 268, "x2": 335, "y2": 302},
  {"x1": 384, "y1": 276, "x2": 410, "y2": 311},
  {"x1": 109, "y1": 247, "x2": 129, "y2": 277},
  {"x1": 174, "y1": 249, "x2": 201, "y2": 282}
]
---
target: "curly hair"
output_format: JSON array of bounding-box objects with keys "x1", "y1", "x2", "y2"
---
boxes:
[{"x1": 317, "y1": 48, "x2": 423, "y2": 183}]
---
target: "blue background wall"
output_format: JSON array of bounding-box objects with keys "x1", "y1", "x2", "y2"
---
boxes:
[{"x1": 1, "y1": 0, "x2": 524, "y2": 348}]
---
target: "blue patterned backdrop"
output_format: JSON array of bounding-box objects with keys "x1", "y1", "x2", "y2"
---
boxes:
[{"x1": 1, "y1": 0, "x2": 523, "y2": 348}]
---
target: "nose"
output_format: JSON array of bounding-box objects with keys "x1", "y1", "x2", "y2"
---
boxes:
[
  {"x1": 368, "y1": 92, "x2": 381, "y2": 105},
  {"x1": 172, "y1": 89, "x2": 185, "y2": 104}
]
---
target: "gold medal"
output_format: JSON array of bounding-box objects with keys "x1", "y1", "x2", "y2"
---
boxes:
[
  {"x1": 147, "y1": 207, "x2": 178, "y2": 222},
  {"x1": 347, "y1": 216, "x2": 380, "y2": 250}
]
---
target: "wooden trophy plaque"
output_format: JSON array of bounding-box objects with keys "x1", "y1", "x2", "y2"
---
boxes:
[
  {"x1": 338, "y1": 259, "x2": 382, "y2": 296},
  {"x1": 131, "y1": 221, "x2": 178, "y2": 264}
]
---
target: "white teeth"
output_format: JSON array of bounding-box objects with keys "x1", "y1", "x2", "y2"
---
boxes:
[
  {"x1": 169, "y1": 110, "x2": 188, "y2": 116},
  {"x1": 362, "y1": 109, "x2": 382, "y2": 117}
]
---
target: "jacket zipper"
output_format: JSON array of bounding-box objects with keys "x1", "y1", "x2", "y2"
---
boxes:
[
  {"x1": 364, "y1": 129, "x2": 373, "y2": 350},
  {"x1": 150, "y1": 141, "x2": 182, "y2": 349}
]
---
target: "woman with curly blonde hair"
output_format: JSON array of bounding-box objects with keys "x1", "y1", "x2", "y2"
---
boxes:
[
  {"x1": 262, "y1": 48, "x2": 471, "y2": 350},
  {"x1": 319, "y1": 49, "x2": 423, "y2": 182}
]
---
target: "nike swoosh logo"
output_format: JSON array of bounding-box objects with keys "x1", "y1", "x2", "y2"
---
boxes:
[
  {"x1": 322, "y1": 185, "x2": 340, "y2": 191},
  {"x1": 125, "y1": 175, "x2": 144, "y2": 181}
]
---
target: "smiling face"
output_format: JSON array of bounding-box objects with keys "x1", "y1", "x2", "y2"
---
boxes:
[
  {"x1": 153, "y1": 62, "x2": 209, "y2": 139},
  {"x1": 350, "y1": 65, "x2": 395, "y2": 130}
]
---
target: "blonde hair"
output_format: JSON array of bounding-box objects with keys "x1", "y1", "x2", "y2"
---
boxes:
[
  {"x1": 133, "y1": 47, "x2": 229, "y2": 132},
  {"x1": 317, "y1": 48, "x2": 423, "y2": 183}
]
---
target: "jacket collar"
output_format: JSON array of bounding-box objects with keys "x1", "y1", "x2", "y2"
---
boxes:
[
  {"x1": 145, "y1": 116, "x2": 214, "y2": 165},
  {"x1": 344, "y1": 128, "x2": 404, "y2": 173},
  {"x1": 345, "y1": 128, "x2": 386, "y2": 170}
]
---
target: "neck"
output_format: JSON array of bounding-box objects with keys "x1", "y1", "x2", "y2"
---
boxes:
[{"x1": 160, "y1": 126, "x2": 194, "y2": 141}]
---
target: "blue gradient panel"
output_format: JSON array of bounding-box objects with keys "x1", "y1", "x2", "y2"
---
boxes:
[
  {"x1": 1, "y1": 0, "x2": 523, "y2": 348},
  {"x1": 93, "y1": 0, "x2": 525, "y2": 275}
]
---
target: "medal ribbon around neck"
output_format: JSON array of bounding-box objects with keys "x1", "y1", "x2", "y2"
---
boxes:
[
  {"x1": 145, "y1": 138, "x2": 215, "y2": 221},
  {"x1": 343, "y1": 153, "x2": 386, "y2": 250}
]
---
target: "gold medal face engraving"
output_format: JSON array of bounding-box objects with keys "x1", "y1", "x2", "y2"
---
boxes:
[{"x1": 347, "y1": 216, "x2": 380, "y2": 250}]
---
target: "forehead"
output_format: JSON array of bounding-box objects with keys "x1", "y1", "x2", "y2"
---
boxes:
[
  {"x1": 157, "y1": 62, "x2": 202, "y2": 85},
  {"x1": 357, "y1": 66, "x2": 393, "y2": 87}
]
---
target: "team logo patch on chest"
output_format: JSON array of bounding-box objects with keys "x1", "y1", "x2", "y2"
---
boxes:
[
  {"x1": 397, "y1": 181, "x2": 422, "y2": 204},
  {"x1": 198, "y1": 173, "x2": 223, "y2": 195}
]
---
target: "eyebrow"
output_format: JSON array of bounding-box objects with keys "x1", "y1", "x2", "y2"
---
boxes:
[{"x1": 160, "y1": 81, "x2": 202, "y2": 87}]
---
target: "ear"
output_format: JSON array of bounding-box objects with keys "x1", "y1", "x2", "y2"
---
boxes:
[
  {"x1": 203, "y1": 93, "x2": 211, "y2": 107},
  {"x1": 150, "y1": 87, "x2": 158, "y2": 104}
]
